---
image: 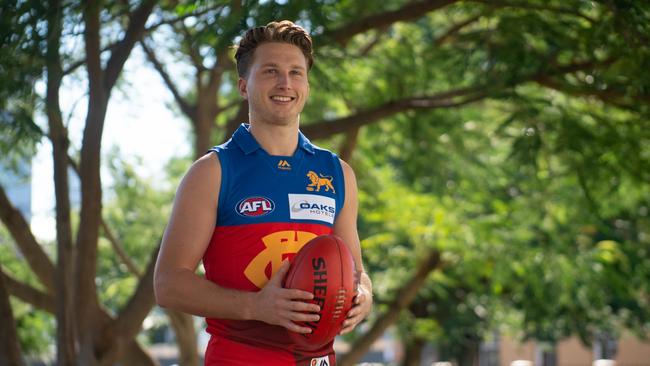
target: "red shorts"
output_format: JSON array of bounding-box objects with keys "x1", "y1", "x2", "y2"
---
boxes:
[{"x1": 204, "y1": 336, "x2": 335, "y2": 366}]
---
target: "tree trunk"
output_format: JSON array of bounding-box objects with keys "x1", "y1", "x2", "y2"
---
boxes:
[
  {"x1": 456, "y1": 337, "x2": 479, "y2": 366},
  {"x1": 166, "y1": 309, "x2": 200, "y2": 366},
  {"x1": 47, "y1": 0, "x2": 77, "y2": 363},
  {"x1": 337, "y1": 249, "x2": 441, "y2": 366},
  {"x1": 194, "y1": 116, "x2": 214, "y2": 160},
  {"x1": 121, "y1": 340, "x2": 160, "y2": 366},
  {"x1": 0, "y1": 271, "x2": 25, "y2": 366},
  {"x1": 401, "y1": 337, "x2": 425, "y2": 366},
  {"x1": 338, "y1": 127, "x2": 360, "y2": 162}
]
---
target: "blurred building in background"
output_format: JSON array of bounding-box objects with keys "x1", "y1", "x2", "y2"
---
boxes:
[
  {"x1": 0, "y1": 158, "x2": 32, "y2": 221},
  {"x1": 496, "y1": 332, "x2": 650, "y2": 366}
]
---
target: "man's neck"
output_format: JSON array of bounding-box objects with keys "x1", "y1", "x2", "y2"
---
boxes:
[{"x1": 249, "y1": 121, "x2": 299, "y2": 156}]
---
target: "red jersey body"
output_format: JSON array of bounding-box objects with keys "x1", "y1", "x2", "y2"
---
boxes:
[{"x1": 203, "y1": 124, "x2": 345, "y2": 366}]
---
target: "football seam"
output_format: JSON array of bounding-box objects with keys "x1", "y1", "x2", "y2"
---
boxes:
[{"x1": 333, "y1": 237, "x2": 345, "y2": 323}]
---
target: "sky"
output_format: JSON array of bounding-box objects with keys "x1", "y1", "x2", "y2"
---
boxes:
[{"x1": 30, "y1": 47, "x2": 191, "y2": 241}]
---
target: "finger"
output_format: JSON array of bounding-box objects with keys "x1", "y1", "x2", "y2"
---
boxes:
[
  {"x1": 355, "y1": 293, "x2": 364, "y2": 304},
  {"x1": 342, "y1": 315, "x2": 360, "y2": 328},
  {"x1": 269, "y1": 260, "x2": 291, "y2": 286},
  {"x1": 345, "y1": 308, "x2": 359, "y2": 319},
  {"x1": 286, "y1": 321, "x2": 313, "y2": 334},
  {"x1": 345, "y1": 304, "x2": 361, "y2": 318},
  {"x1": 278, "y1": 308, "x2": 319, "y2": 323},
  {"x1": 339, "y1": 322, "x2": 355, "y2": 335},
  {"x1": 285, "y1": 288, "x2": 315, "y2": 301},
  {"x1": 289, "y1": 300, "x2": 320, "y2": 313},
  {"x1": 289, "y1": 311, "x2": 320, "y2": 322}
]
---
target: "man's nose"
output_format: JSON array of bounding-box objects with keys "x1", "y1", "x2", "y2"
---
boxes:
[{"x1": 276, "y1": 72, "x2": 291, "y2": 88}]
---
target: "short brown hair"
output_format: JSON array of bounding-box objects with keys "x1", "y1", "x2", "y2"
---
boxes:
[{"x1": 234, "y1": 20, "x2": 313, "y2": 77}]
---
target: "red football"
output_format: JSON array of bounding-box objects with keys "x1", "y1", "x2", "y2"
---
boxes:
[{"x1": 283, "y1": 234, "x2": 357, "y2": 349}]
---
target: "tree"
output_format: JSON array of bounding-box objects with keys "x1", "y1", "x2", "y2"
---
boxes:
[{"x1": 1, "y1": 1, "x2": 159, "y2": 364}]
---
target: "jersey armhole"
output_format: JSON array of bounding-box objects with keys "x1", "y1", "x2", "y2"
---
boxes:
[
  {"x1": 333, "y1": 155, "x2": 346, "y2": 221},
  {"x1": 208, "y1": 148, "x2": 228, "y2": 224}
]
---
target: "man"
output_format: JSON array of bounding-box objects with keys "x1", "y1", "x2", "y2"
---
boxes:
[{"x1": 154, "y1": 20, "x2": 372, "y2": 365}]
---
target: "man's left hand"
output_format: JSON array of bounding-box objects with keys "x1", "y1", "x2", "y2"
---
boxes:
[{"x1": 340, "y1": 272, "x2": 372, "y2": 335}]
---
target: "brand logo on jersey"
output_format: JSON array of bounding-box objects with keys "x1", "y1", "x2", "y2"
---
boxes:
[
  {"x1": 236, "y1": 197, "x2": 274, "y2": 217},
  {"x1": 310, "y1": 356, "x2": 330, "y2": 366},
  {"x1": 289, "y1": 194, "x2": 336, "y2": 224},
  {"x1": 306, "y1": 171, "x2": 335, "y2": 193},
  {"x1": 244, "y1": 230, "x2": 317, "y2": 288},
  {"x1": 277, "y1": 159, "x2": 291, "y2": 171}
]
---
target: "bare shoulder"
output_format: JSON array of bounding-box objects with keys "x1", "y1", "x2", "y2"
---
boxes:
[
  {"x1": 185, "y1": 152, "x2": 221, "y2": 183},
  {"x1": 177, "y1": 152, "x2": 221, "y2": 202},
  {"x1": 338, "y1": 158, "x2": 358, "y2": 189}
]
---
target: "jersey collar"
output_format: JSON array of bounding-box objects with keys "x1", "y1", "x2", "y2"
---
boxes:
[{"x1": 233, "y1": 123, "x2": 315, "y2": 155}]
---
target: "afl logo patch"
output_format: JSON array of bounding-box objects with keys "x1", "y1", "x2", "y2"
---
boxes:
[{"x1": 236, "y1": 197, "x2": 275, "y2": 217}]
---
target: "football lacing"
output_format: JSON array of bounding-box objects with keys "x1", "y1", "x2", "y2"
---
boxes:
[{"x1": 332, "y1": 289, "x2": 347, "y2": 319}]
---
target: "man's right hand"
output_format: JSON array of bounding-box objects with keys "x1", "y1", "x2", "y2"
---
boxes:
[{"x1": 251, "y1": 260, "x2": 320, "y2": 333}]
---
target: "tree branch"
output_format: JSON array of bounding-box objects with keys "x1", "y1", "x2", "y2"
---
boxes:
[
  {"x1": 100, "y1": 220, "x2": 142, "y2": 277},
  {"x1": 302, "y1": 86, "x2": 489, "y2": 140},
  {"x1": 322, "y1": 0, "x2": 459, "y2": 45},
  {"x1": 225, "y1": 100, "x2": 249, "y2": 138},
  {"x1": 220, "y1": 98, "x2": 241, "y2": 113},
  {"x1": 98, "y1": 244, "x2": 160, "y2": 365},
  {"x1": 534, "y1": 76, "x2": 648, "y2": 107},
  {"x1": 434, "y1": 13, "x2": 484, "y2": 46},
  {"x1": 338, "y1": 249, "x2": 442, "y2": 366},
  {"x1": 64, "y1": 4, "x2": 224, "y2": 77},
  {"x1": 0, "y1": 186, "x2": 55, "y2": 292},
  {"x1": 63, "y1": 43, "x2": 114, "y2": 76},
  {"x1": 0, "y1": 270, "x2": 25, "y2": 366},
  {"x1": 576, "y1": 166, "x2": 607, "y2": 226},
  {"x1": 468, "y1": 0, "x2": 596, "y2": 23},
  {"x1": 144, "y1": 3, "x2": 227, "y2": 33},
  {"x1": 140, "y1": 38, "x2": 197, "y2": 121},
  {"x1": 164, "y1": 309, "x2": 200, "y2": 366},
  {"x1": 357, "y1": 31, "x2": 385, "y2": 57},
  {"x1": 178, "y1": 22, "x2": 207, "y2": 74},
  {"x1": 535, "y1": 57, "x2": 617, "y2": 79},
  {"x1": 67, "y1": 154, "x2": 143, "y2": 278},
  {"x1": 84, "y1": 1, "x2": 104, "y2": 101},
  {"x1": 1, "y1": 270, "x2": 55, "y2": 313},
  {"x1": 104, "y1": 0, "x2": 157, "y2": 92},
  {"x1": 338, "y1": 127, "x2": 361, "y2": 162},
  {"x1": 208, "y1": 48, "x2": 233, "y2": 111},
  {"x1": 304, "y1": 57, "x2": 619, "y2": 141}
]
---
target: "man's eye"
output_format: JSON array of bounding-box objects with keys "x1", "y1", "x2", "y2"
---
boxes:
[{"x1": 265, "y1": 69, "x2": 277, "y2": 74}]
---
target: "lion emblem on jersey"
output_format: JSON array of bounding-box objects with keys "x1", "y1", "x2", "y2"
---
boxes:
[{"x1": 306, "y1": 171, "x2": 335, "y2": 193}]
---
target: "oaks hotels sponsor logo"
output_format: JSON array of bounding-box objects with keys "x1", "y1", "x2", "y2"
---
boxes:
[
  {"x1": 288, "y1": 194, "x2": 336, "y2": 224},
  {"x1": 236, "y1": 196, "x2": 275, "y2": 217}
]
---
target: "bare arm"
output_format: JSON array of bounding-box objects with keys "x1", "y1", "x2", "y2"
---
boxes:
[
  {"x1": 154, "y1": 153, "x2": 319, "y2": 333},
  {"x1": 333, "y1": 159, "x2": 373, "y2": 334}
]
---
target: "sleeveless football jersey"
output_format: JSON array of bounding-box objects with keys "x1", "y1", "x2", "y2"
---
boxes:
[{"x1": 203, "y1": 124, "x2": 345, "y2": 366}]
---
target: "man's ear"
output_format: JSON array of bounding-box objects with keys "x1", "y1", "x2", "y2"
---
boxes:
[{"x1": 238, "y1": 77, "x2": 248, "y2": 99}]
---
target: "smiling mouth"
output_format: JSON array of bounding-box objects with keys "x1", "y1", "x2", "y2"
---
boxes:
[{"x1": 270, "y1": 96, "x2": 295, "y2": 102}]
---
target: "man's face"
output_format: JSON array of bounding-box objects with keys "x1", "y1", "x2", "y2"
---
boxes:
[{"x1": 238, "y1": 42, "x2": 309, "y2": 127}]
